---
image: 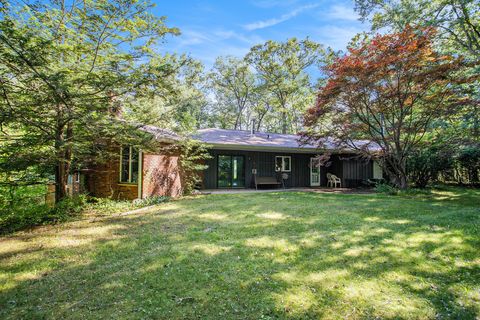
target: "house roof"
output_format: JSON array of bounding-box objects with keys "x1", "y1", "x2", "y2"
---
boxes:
[
  {"x1": 137, "y1": 125, "x2": 379, "y2": 153},
  {"x1": 138, "y1": 124, "x2": 181, "y2": 143},
  {"x1": 194, "y1": 128, "x2": 322, "y2": 152},
  {"x1": 194, "y1": 128, "x2": 380, "y2": 153}
]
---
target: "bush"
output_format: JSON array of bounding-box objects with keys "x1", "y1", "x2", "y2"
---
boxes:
[
  {"x1": 136, "y1": 195, "x2": 170, "y2": 206},
  {"x1": 456, "y1": 145, "x2": 480, "y2": 184},
  {"x1": 0, "y1": 191, "x2": 171, "y2": 234},
  {"x1": 0, "y1": 195, "x2": 87, "y2": 234},
  {"x1": 374, "y1": 182, "x2": 399, "y2": 195},
  {"x1": 407, "y1": 143, "x2": 455, "y2": 188}
]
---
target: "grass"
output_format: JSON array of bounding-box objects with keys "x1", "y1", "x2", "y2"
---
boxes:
[{"x1": 0, "y1": 186, "x2": 479, "y2": 319}]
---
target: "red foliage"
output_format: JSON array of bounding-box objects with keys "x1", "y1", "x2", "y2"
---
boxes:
[{"x1": 303, "y1": 26, "x2": 478, "y2": 188}]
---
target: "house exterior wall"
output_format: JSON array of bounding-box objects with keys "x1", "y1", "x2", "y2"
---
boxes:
[
  {"x1": 142, "y1": 153, "x2": 183, "y2": 198},
  {"x1": 85, "y1": 148, "x2": 183, "y2": 200},
  {"x1": 85, "y1": 158, "x2": 138, "y2": 200},
  {"x1": 202, "y1": 149, "x2": 374, "y2": 189}
]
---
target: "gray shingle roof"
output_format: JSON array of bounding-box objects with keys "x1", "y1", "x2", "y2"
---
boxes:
[
  {"x1": 194, "y1": 128, "x2": 380, "y2": 152},
  {"x1": 194, "y1": 128, "x2": 321, "y2": 151},
  {"x1": 138, "y1": 124, "x2": 180, "y2": 142}
]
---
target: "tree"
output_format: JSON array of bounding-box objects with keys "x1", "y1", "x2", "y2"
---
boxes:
[
  {"x1": 208, "y1": 56, "x2": 257, "y2": 130},
  {"x1": 355, "y1": 0, "x2": 480, "y2": 58},
  {"x1": 246, "y1": 38, "x2": 323, "y2": 134},
  {"x1": 0, "y1": 0, "x2": 179, "y2": 201},
  {"x1": 355, "y1": 0, "x2": 480, "y2": 141},
  {"x1": 303, "y1": 27, "x2": 477, "y2": 189},
  {"x1": 125, "y1": 55, "x2": 209, "y2": 133}
]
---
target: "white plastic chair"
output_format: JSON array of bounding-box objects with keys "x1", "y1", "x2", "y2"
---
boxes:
[{"x1": 327, "y1": 173, "x2": 342, "y2": 188}]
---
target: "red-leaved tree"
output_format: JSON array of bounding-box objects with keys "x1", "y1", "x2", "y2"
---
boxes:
[{"x1": 303, "y1": 27, "x2": 477, "y2": 189}]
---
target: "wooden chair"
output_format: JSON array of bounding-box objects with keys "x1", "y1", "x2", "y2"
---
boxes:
[{"x1": 327, "y1": 173, "x2": 342, "y2": 188}]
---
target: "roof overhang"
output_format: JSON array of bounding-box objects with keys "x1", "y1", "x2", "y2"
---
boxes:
[{"x1": 204, "y1": 143, "x2": 324, "y2": 154}]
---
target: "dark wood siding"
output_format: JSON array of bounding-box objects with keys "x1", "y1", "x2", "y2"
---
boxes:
[
  {"x1": 202, "y1": 149, "x2": 374, "y2": 189},
  {"x1": 342, "y1": 158, "x2": 373, "y2": 187}
]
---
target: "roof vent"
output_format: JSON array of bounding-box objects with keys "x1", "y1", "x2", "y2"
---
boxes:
[{"x1": 250, "y1": 118, "x2": 256, "y2": 135}]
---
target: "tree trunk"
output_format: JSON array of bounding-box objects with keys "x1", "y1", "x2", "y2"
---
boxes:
[
  {"x1": 281, "y1": 110, "x2": 287, "y2": 134},
  {"x1": 54, "y1": 121, "x2": 73, "y2": 203},
  {"x1": 385, "y1": 156, "x2": 409, "y2": 189}
]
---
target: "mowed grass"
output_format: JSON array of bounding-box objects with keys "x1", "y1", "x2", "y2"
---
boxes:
[{"x1": 1, "y1": 187, "x2": 479, "y2": 319}]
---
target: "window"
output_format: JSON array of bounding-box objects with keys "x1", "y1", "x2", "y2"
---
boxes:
[
  {"x1": 275, "y1": 156, "x2": 291, "y2": 172},
  {"x1": 120, "y1": 146, "x2": 139, "y2": 184},
  {"x1": 75, "y1": 172, "x2": 80, "y2": 183}
]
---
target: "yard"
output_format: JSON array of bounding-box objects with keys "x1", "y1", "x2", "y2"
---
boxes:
[{"x1": 1, "y1": 187, "x2": 479, "y2": 319}]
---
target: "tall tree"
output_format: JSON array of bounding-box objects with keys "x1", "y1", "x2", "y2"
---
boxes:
[
  {"x1": 355, "y1": 0, "x2": 480, "y2": 58},
  {"x1": 303, "y1": 27, "x2": 477, "y2": 189},
  {"x1": 246, "y1": 38, "x2": 323, "y2": 134},
  {"x1": 208, "y1": 56, "x2": 257, "y2": 130},
  {"x1": 125, "y1": 55, "x2": 209, "y2": 133},
  {"x1": 355, "y1": 0, "x2": 480, "y2": 141},
  {"x1": 0, "y1": 0, "x2": 179, "y2": 201}
]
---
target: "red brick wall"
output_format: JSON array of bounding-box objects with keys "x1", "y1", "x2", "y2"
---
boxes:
[
  {"x1": 142, "y1": 153, "x2": 183, "y2": 198},
  {"x1": 85, "y1": 148, "x2": 184, "y2": 200},
  {"x1": 85, "y1": 157, "x2": 138, "y2": 200}
]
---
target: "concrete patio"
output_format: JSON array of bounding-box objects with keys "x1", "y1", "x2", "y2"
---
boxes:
[{"x1": 200, "y1": 187, "x2": 374, "y2": 195}]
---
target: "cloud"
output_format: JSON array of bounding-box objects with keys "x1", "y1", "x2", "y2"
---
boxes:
[
  {"x1": 314, "y1": 25, "x2": 363, "y2": 50},
  {"x1": 243, "y1": 3, "x2": 320, "y2": 31},
  {"x1": 325, "y1": 4, "x2": 359, "y2": 21}
]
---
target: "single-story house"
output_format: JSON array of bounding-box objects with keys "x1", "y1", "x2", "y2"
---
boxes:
[{"x1": 84, "y1": 126, "x2": 383, "y2": 200}]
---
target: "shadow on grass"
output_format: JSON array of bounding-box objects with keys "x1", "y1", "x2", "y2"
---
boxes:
[{"x1": 0, "y1": 188, "x2": 479, "y2": 319}]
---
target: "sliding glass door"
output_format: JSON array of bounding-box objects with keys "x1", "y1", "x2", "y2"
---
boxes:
[{"x1": 217, "y1": 155, "x2": 245, "y2": 188}]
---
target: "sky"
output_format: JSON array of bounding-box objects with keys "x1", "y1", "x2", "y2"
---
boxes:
[{"x1": 155, "y1": 0, "x2": 371, "y2": 70}]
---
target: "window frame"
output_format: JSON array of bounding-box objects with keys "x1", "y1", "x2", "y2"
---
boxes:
[
  {"x1": 119, "y1": 146, "x2": 139, "y2": 184},
  {"x1": 275, "y1": 156, "x2": 292, "y2": 172}
]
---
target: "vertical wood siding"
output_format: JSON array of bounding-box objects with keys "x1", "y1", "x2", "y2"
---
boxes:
[{"x1": 202, "y1": 149, "x2": 374, "y2": 189}]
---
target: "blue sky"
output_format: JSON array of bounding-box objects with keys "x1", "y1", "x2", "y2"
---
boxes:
[{"x1": 155, "y1": 0, "x2": 371, "y2": 69}]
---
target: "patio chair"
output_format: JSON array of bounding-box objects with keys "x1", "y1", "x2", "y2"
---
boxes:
[{"x1": 327, "y1": 173, "x2": 342, "y2": 188}]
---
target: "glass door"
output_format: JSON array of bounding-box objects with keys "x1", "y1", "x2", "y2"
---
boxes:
[
  {"x1": 218, "y1": 155, "x2": 245, "y2": 188},
  {"x1": 310, "y1": 157, "x2": 321, "y2": 186}
]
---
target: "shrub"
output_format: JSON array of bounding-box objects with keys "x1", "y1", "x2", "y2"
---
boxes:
[
  {"x1": 0, "y1": 195, "x2": 87, "y2": 234},
  {"x1": 0, "y1": 192, "x2": 170, "y2": 234},
  {"x1": 407, "y1": 143, "x2": 454, "y2": 188},
  {"x1": 456, "y1": 145, "x2": 480, "y2": 184},
  {"x1": 374, "y1": 182, "x2": 399, "y2": 195},
  {"x1": 137, "y1": 195, "x2": 170, "y2": 206}
]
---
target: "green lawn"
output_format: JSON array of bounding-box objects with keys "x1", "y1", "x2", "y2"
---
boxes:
[{"x1": 1, "y1": 187, "x2": 479, "y2": 319}]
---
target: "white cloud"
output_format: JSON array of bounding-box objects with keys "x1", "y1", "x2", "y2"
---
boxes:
[
  {"x1": 314, "y1": 25, "x2": 363, "y2": 50},
  {"x1": 243, "y1": 3, "x2": 320, "y2": 31},
  {"x1": 325, "y1": 4, "x2": 359, "y2": 21}
]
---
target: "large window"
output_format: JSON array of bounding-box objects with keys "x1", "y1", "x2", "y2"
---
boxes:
[
  {"x1": 120, "y1": 146, "x2": 139, "y2": 184},
  {"x1": 275, "y1": 156, "x2": 291, "y2": 172},
  {"x1": 217, "y1": 155, "x2": 245, "y2": 188}
]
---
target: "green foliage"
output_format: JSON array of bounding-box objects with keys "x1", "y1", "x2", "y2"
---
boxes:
[
  {"x1": 244, "y1": 38, "x2": 325, "y2": 133},
  {"x1": 208, "y1": 56, "x2": 257, "y2": 130},
  {"x1": 176, "y1": 139, "x2": 211, "y2": 195},
  {"x1": 0, "y1": 193, "x2": 87, "y2": 235},
  {"x1": 456, "y1": 144, "x2": 480, "y2": 183},
  {"x1": 0, "y1": 188, "x2": 171, "y2": 234},
  {"x1": 407, "y1": 143, "x2": 455, "y2": 188},
  {"x1": 136, "y1": 195, "x2": 170, "y2": 206},
  {"x1": 124, "y1": 55, "x2": 209, "y2": 132},
  {"x1": 0, "y1": 0, "x2": 180, "y2": 201},
  {"x1": 374, "y1": 182, "x2": 399, "y2": 195}
]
